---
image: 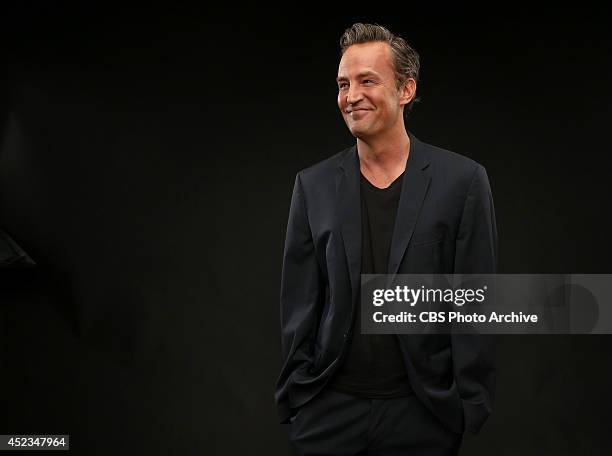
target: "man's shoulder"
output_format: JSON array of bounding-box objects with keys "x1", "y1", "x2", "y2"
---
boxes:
[
  {"x1": 296, "y1": 145, "x2": 352, "y2": 184},
  {"x1": 420, "y1": 138, "x2": 484, "y2": 181},
  {"x1": 293, "y1": 138, "x2": 486, "y2": 187},
  {"x1": 422, "y1": 140, "x2": 481, "y2": 170}
]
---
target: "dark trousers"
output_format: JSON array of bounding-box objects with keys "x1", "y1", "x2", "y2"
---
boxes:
[{"x1": 286, "y1": 387, "x2": 463, "y2": 456}]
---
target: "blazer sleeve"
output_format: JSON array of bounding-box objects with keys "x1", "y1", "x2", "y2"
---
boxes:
[
  {"x1": 451, "y1": 164, "x2": 498, "y2": 434},
  {"x1": 274, "y1": 172, "x2": 324, "y2": 424}
]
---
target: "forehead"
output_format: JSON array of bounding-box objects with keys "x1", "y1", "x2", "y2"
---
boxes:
[{"x1": 337, "y1": 42, "x2": 394, "y2": 78}]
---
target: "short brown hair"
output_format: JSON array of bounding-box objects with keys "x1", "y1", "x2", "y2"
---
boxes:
[{"x1": 339, "y1": 23, "x2": 420, "y2": 112}]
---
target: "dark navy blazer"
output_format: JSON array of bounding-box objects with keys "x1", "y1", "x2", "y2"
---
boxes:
[{"x1": 275, "y1": 131, "x2": 498, "y2": 434}]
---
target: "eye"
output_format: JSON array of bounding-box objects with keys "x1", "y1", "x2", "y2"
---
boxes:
[
  {"x1": 363, "y1": 79, "x2": 374, "y2": 84},
  {"x1": 338, "y1": 82, "x2": 348, "y2": 90}
]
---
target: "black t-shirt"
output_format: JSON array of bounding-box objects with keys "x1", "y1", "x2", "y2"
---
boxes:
[{"x1": 328, "y1": 170, "x2": 413, "y2": 398}]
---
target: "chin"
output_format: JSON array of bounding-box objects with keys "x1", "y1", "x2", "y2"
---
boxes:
[
  {"x1": 349, "y1": 126, "x2": 374, "y2": 139},
  {"x1": 348, "y1": 129, "x2": 364, "y2": 139},
  {"x1": 347, "y1": 123, "x2": 369, "y2": 138}
]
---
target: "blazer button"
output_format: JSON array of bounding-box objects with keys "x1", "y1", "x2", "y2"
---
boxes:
[{"x1": 343, "y1": 332, "x2": 348, "y2": 338}]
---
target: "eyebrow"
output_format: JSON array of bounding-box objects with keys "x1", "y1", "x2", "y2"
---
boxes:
[{"x1": 336, "y1": 70, "x2": 380, "y2": 82}]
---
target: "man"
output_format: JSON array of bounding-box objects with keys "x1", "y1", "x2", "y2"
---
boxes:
[{"x1": 275, "y1": 23, "x2": 497, "y2": 455}]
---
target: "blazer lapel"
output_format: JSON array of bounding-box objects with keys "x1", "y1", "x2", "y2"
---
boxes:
[
  {"x1": 336, "y1": 132, "x2": 431, "y2": 305},
  {"x1": 387, "y1": 132, "x2": 432, "y2": 275},
  {"x1": 337, "y1": 146, "x2": 361, "y2": 307}
]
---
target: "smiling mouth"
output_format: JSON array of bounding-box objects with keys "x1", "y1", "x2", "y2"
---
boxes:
[{"x1": 347, "y1": 109, "x2": 371, "y2": 118}]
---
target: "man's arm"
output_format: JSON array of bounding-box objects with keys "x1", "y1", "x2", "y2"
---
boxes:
[
  {"x1": 451, "y1": 164, "x2": 498, "y2": 434},
  {"x1": 275, "y1": 172, "x2": 324, "y2": 424}
]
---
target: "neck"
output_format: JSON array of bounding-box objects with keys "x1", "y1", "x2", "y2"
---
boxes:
[{"x1": 357, "y1": 127, "x2": 411, "y2": 180}]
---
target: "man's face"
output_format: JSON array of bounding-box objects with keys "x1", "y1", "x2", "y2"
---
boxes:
[{"x1": 337, "y1": 42, "x2": 411, "y2": 139}]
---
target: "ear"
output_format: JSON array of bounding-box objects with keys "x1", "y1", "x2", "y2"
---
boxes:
[{"x1": 399, "y1": 78, "x2": 417, "y2": 107}]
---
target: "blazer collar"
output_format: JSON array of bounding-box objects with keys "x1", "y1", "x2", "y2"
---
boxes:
[
  {"x1": 336, "y1": 131, "x2": 432, "y2": 305},
  {"x1": 338, "y1": 131, "x2": 430, "y2": 174}
]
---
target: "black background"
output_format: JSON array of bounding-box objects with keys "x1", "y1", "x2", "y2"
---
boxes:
[{"x1": 2, "y1": 4, "x2": 612, "y2": 455}]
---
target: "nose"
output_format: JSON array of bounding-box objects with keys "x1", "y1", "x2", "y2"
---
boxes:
[{"x1": 346, "y1": 84, "x2": 363, "y2": 107}]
